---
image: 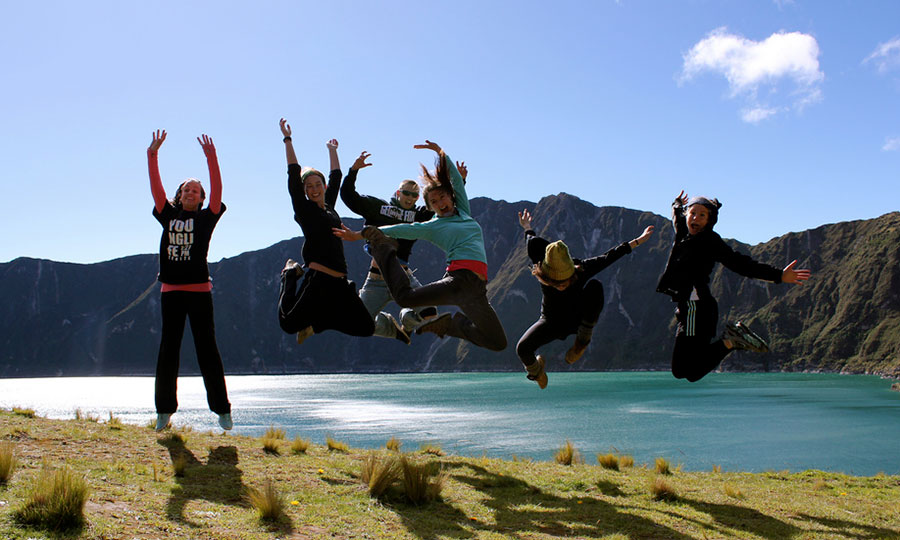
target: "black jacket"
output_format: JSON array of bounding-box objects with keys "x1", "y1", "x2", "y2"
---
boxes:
[{"x1": 656, "y1": 199, "x2": 782, "y2": 302}]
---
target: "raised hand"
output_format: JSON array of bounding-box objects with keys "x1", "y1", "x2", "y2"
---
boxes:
[
  {"x1": 636, "y1": 225, "x2": 655, "y2": 245},
  {"x1": 456, "y1": 160, "x2": 467, "y2": 180},
  {"x1": 149, "y1": 129, "x2": 167, "y2": 152},
  {"x1": 332, "y1": 223, "x2": 363, "y2": 242},
  {"x1": 676, "y1": 190, "x2": 688, "y2": 206},
  {"x1": 518, "y1": 209, "x2": 532, "y2": 230},
  {"x1": 781, "y1": 260, "x2": 811, "y2": 285},
  {"x1": 279, "y1": 118, "x2": 292, "y2": 138},
  {"x1": 197, "y1": 134, "x2": 216, "y2": 158},
  {"x1": 351, "y1": 151, "x2": 372, "y2": 171},
  {"x1": 413, "y1": 139, "x2": 442, "y2": 155},
  {"x1": 326, "y1": 139, "x2": 339, "y2": 150}
]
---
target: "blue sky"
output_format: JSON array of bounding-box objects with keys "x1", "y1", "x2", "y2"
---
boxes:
[{"x1": 2, "y1": 0, "x2": 898, "y2": 264}]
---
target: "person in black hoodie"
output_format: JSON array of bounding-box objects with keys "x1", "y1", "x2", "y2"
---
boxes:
[
  {"x1": 516, "y1": 209, "x2": 654, "y2": 388},
  {"x1": 276, "y1": 118, "x2": 375, "y2": 343},
  {"x1": 656, "y1": 191, "x2": 810, "y2": 382}
]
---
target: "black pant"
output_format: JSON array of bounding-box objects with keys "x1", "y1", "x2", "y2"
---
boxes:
[
  {"x1": 370, "y1": 242, "x2": 507, "y2": 351},
  {"x1": 671, "y1": 298, "x2": 730, "y2": 382},
  {"x1": 156, "y1": 291, "x2": 230, "y2": 414},
  {"x1": 278, "y1": 269, "x2": 375, "y2": 337},
  {"x1": 516, "y1": 279, "x2": 604, "y2": 366}
]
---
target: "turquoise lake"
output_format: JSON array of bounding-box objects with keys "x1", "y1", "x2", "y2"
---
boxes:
[{"x1": 1, "y1": 372, "x2": 897, "y2": 475}]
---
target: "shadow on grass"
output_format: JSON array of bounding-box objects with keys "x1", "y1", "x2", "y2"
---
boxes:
[
  {"x1": 157, "y1": 437, "x2": 258, "y2": 529},
  {"x1": 679, "y1": 498, "x2": 801, "y2": 539},
  {"x1": 391, "y1": 462, "x2": 695, "y2": 540},
  {"x1": 793, "y1": 512, "x2": 900, "y2": 539}
]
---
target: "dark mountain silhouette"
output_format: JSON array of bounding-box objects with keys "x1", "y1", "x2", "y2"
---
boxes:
[{"x1": 2, "y1": 194, "x2": 898, "y2": 378}]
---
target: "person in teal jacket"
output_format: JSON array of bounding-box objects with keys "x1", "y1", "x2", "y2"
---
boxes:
[{"x1": 334, "y1": 140, "x2": 507, "y2": 352}]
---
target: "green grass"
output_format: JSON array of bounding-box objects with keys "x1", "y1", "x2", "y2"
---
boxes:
[{"x1": 1, "y1": 408, "x2": 900, "y2": 539}]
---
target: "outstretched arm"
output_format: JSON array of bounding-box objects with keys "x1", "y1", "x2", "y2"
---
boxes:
[
  {"x1": 518, "y1": 208, "x2": 534, "y2": 234},
  {"x1": 148, "y1": 129, "x2": 168, "y2": 214},
  {"x1": 413, "y1": 139, "x2": 444, "y2": 157},
  {"x1": 280, "y1": 118, "x2": 298, "y2": 166},
  {"x1": 781, "y1": 260, "x2": 811, "y2": 284},
  {"x1": 198, "y1": 134, "x2": 222, "y2": 214},
  {"x1": 332, "y1": 223, "x2": 364, "y2": 242},
  {"x1": 628, "y1": 225, "x2": 655, "y2": 249}
]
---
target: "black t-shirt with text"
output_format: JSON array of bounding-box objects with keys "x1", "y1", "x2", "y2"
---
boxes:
[{"x1": 152, "y1": 201, "x2": 226, "y2": 285}]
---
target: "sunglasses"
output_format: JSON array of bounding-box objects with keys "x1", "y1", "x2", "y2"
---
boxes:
[{"x1": 400, "y1": 190, "x2": 419, "y2": 198}]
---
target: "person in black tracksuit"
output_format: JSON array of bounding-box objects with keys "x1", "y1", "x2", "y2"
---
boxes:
[
  {"x1": 340, "y1": 156, "x2": 438, "y2": 343},
  {"x1": 656, "y1": 191, "x2": 811, "y2": 382},
  {"x1": 516, "y1": 209, "x2": 654, "y2": 388},
  {"x1": 276, "y1": 118, "x2": 374, "y2": 342}
]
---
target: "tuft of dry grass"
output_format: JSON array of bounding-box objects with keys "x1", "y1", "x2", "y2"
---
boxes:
[
  {"x1": 385, "y1": 436, "x2": 402, "y2": 452},
  {"x1": 326, "y1": 437, "x2": 349, "y2": 453},
  {"x1": 650, "y1": 475, "x2": 677, "y2": 501},
  {"x1": 13, "y1": 465, "x2": 90, "y2": 531},
  {"x1": 597, "y1": 453, "x2": 620, "y2": 471},
  {"x1": 419, "y1": 444, "x2": 444, "y2": 456},
  {"x1": 619, "y1": 454, "x2": 634, "y2": 468},
  {"x1": 813, "y1": 478, "x2": 828, "y2": 491},
  {"x1": 555, "y1": 440, "x2": 581, "y2": 466},
  {"x1": 172, "y1": 454, "x2": 188, "y2": 477},
  {"x1": 360, "y1": 452, "x2": 400, "y2": 497},
  {"x1": 654, "y1": 457, "x2": 671, "y2": 475},
  {"x1": 107, "y1": 412, "x2": 123, "y2": 430},
  {"x1": 246, "y1": 478, "x2": 285, "y2": 522},
  {"x1": 12, "y1": 407, "x2": 35, "y2": 418},
  {"x1": 724, "y1": 483, "x2": 745, "y2": 499},
  {"x1": 0, "y1": 442, "x2": 17, "y2": 484},
  {"x1": 263, "y1": 426, "x2": 286, "y2": 440},
  {"x1": 290, "y1": 436, "x2": 310, "y2": 455},
  {"x1": 262, "y1": 438, "x2": 281, "y2": 455},
  {"x1": 712, "y1": 464, "x2": 722, "y2": 473},
  {"x1": 400, "y1": 455, "x2": 446, "y2": 504}
]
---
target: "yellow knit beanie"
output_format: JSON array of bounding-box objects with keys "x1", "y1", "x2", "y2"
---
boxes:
[{"x1": 541, "y1": 241, "x2": 575, "y2": 281}]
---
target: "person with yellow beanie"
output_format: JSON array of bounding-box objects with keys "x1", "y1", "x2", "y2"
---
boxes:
[{"x1": 516, "y1": 209, "x2": 654, "y2": 388}]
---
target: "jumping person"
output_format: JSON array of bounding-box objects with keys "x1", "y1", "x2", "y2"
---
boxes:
[
  {"x1": 147, "y1": 129, "x2": 232, "y2": 432},
  {"x1": 340, "y1": 151, "x2": 439, "y2": 344},
  {"x1": 277, "y1": 118, "x2": 374, "y2": 343},
  {"x1": 334, "y1": 140, "x2": 507, "y2": 352},
  {"x1": 656, "y1": 191, "x2": 811, "y2": 382},
  {"x1": 516, "y1": 209, "x2": 654, "y2": 388}
]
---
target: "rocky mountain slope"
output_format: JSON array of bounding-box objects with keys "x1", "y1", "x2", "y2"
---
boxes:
[{"x1": 2, "y1": 194, "x2": 898, "y2": 377}]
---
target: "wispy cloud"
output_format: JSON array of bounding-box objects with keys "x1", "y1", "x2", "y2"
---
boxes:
[
  {"x1": 864, "y1": 37, "x2": 900, "y2": 73},
  {"x1": 883, "y1": 137, "x2": 900, "y2": 152},
  {"x1": 681, "y1": 28, "x2": 824, "y2": 123}
]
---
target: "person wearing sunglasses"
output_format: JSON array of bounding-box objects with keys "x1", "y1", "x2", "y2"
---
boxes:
[
  {"x1": 335, "y1": 140, "x2": 507, "y2": 353},
  {"x1": 339, "y1": 152, "x2": 448, "y2": 343}
]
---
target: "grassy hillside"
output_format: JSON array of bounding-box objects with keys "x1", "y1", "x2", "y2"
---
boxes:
[{"x1": 1, "y1": 409, "x2": 899, "y2": 539}]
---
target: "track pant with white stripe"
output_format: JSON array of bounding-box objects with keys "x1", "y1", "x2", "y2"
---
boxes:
[{"x1": 671, "y1": 298, "x2": 730, "y2": 382}]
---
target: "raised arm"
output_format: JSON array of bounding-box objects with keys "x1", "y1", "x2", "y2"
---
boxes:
[
  {"x1": 327, "y1": 138, "x2": 340, "y2": 172},
  {"x1": 198, "y1": 134, "x2": 222, "y2": 214},
  {"x1": 280, "y1": 118, "x2": 298, "y2": 166},
  {"x1": 148, "y1": 129, "x2": 168, "y2": 214}
]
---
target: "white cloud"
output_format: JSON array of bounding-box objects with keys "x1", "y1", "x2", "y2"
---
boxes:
[
  {"x1": 864, "y1": 37, "x2": 900, "y2": 73},
  {"x1": 681, "y1": 28, "x2": 824, "y2": 123},
  {"x1": 741, "y1": 107, "x2": 778, "y2": 124},
  {"x1": 883, "y1": 137, "x2": 900, "y2": 152}
]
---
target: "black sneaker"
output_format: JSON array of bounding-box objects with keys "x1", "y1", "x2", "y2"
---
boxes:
[
  {"x1": 282, "y1": 259, "x2": 303, "y2": 277},
  {"x1": 385, "y1": 313, "x2": 411, "y2": 345},
  {"x1": 414, "y1": 312, "x2": 452, "y2": 338},
  {"x1": 723, "y1": 321, "x2": 769, "y2": 353}
]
